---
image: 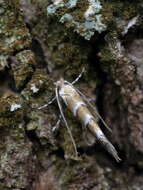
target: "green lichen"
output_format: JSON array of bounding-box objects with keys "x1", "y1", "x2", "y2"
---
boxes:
[
  {"x1": 0, "y1": 55, "x2": 8, "y2": 71},
  {"x1": 52, "y1": 156, "x2": 109, "y2": 190},
  {"x1": 50, "y1": 41, "x2": 89, "y2": 75},
  {"x1": 26, "y1": 109, "x2": 58, "y2": 147},
  {"x1": 99, "y1": 43, "x2": 117, "y2": 73},
  {"x1": 32, "y1": 16, "x2": 90, "y2": 77},
  {"x1": 21, "y1": 68, "x2": 54, "y2": 103},
  {"x1": 0, "y1": 93, "x2": 24, "y2": 127},
  {"x1": 0, "y1": 0, "x2": 31, "y2": 71},
  {"x1": 29, "y1": 1, "x2": 91, "y2": 78},
  {"x1": 21, "y1": 68, "x2": 58, "y2": 147},
  {"x1": 47, "y1": 0, "x2": 106, "y2": 40},
  {"x1": 0, "y1": 124, "x2": 36, "y2": 189},
  {"x1": 101, "y1": 0, "x2": 138, "y2": 33},
  {"x1": 11, "y1": 50, "x2": 36, "y2": 91}
]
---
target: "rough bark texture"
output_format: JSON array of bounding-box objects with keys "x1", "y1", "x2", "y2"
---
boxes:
[{"x1": 1, "y1": 0, "x2": 143, "y2": 189}]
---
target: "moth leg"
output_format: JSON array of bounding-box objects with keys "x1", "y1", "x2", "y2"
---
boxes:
[
  {"x1": 52, "y1": 114, "x2": 62, "y2": 132},
  {"x1": 71, "y1": 67, "x2": 85, "y2": 85},
  {"x1": 38, "y1": 96, "x2": 56, "y2": 110},
  {"x1": 55, "y1": 87, "x2": 78, "y2": 158}
]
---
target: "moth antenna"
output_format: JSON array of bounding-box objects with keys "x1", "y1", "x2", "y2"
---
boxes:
[
  {"x1": 66, "y1": 82, "x2": 112, "y2": 133},
  {"x1": 97, "y1": 135, "x2": 121, "y2": 162},
  {"x1": 38, "y1": 96, "x2": 56, "y2": 110},
  {"x1": 55, "y1": 87, "x2": 78, "y2": 158},
  {"x1": 72, "y1": 67, "x2": 85, "y2": 85}
]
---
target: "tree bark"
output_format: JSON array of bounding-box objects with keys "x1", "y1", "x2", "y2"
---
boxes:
[{"x1": 0, "y1": 0, "x2": 143, "y2": 189}]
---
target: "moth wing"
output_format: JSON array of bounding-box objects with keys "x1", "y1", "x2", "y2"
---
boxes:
[
  {"x1": 66, "y1": 82, "x2": 112, "y2": 133},
  {"x1": 79, "y1": 88, "x2": 112, "y2": 133}
]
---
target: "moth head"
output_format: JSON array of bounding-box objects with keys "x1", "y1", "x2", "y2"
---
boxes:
[{"x1": 54, "y1": 78, "x2": 65, "y2": 88}]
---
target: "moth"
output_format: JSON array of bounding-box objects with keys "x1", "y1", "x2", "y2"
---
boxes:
[{"x1": 39, "y1": 70, "x2": 121, "y2": 162}]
